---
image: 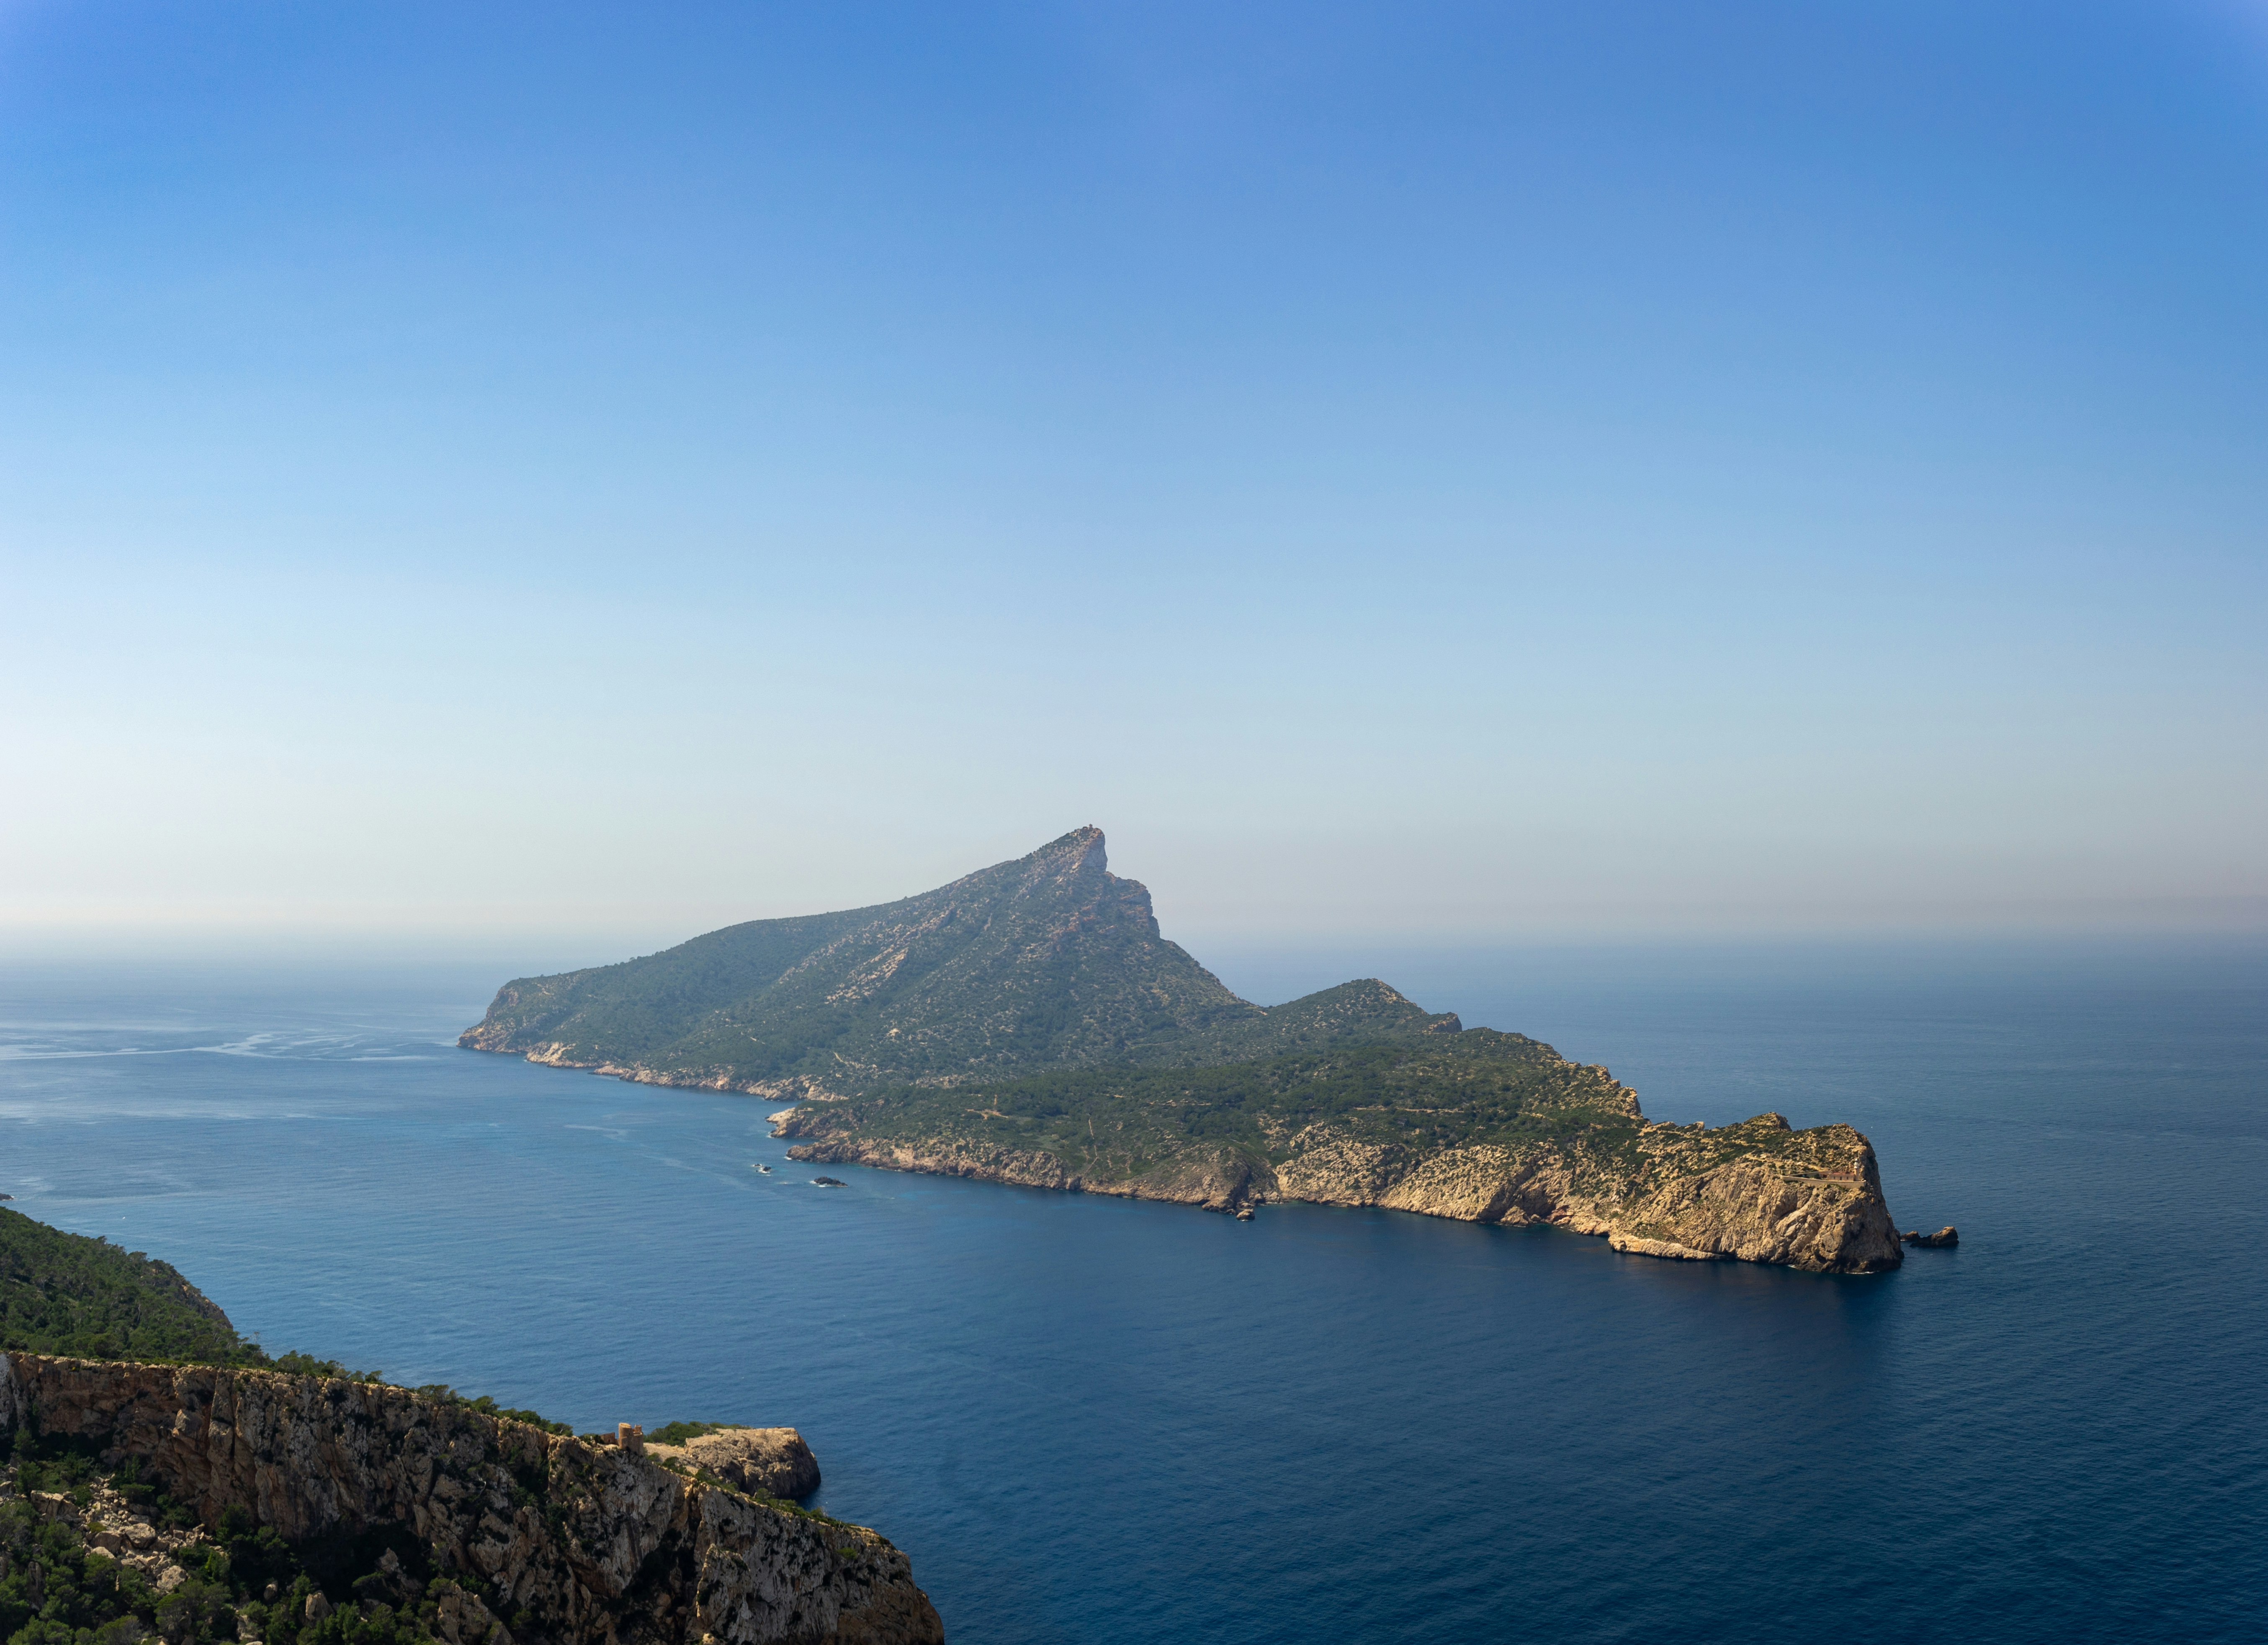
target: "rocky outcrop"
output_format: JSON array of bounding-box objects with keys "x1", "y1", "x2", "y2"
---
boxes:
[
  {"x1": 1903, "y1": 1226, "x2": 1959, "y2": 1248},
  {"x1": 787, "y1": 1109, "x2": 1903, "y2": 1275},
  {"x1": 17, "y1": 1467, "x2": 216, "y2": 1598},
  {"x1": 644, "y1": 1430, "x2": 820, "y2": 1501},
  {"x1": 0, "y1": 1355, "x2": 941, "y2": 1645}
]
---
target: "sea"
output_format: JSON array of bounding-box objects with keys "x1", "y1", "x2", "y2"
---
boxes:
[{"x1": 0, "y1": 940, "x2": 2261, "y2": 1644}]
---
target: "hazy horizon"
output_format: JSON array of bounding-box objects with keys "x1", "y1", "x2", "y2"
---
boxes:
[{"x1": 4, "y1": 875, "x2": 2263, "y2": 1010}]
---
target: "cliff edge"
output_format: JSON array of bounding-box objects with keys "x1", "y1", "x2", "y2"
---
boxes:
[{"x1": 0, "y1": 1354, "x2": 942, "y2": 1645}]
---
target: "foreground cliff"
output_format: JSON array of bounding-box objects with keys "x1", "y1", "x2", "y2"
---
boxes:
[
  {"x1": 0, "y1": 1354, "x2": 942, "y2": 1645},
  {"x1": 781, "y1": 1033, "x2": 1903, "y2": 1274}
]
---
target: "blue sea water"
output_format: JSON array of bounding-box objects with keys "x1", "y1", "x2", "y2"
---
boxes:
[{"x1": 0, "y1": 943, "x2": 2262, "y2": 1644}]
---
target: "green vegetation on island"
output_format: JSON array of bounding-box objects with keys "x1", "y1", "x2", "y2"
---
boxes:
[{"x1": 793, "y1": 1030, "x2": 1646, "y2": 1184}]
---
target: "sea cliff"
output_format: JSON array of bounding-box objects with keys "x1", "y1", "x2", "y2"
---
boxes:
[
  {"x1": 0, "y1": 1355, "x2": 942, "y2": 1645},
  {"x1": 783, "y1": 1106, "x2": 1902, "y2": 1274}
]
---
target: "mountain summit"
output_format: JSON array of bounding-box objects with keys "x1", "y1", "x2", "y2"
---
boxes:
[{"x1": 460, "y1": 827, "x2": 1457, "y2": 1098}]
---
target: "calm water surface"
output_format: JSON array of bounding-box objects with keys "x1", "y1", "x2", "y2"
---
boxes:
[{"x1": 0, "y1": 945, "x2": 2261, "y2": 1643}]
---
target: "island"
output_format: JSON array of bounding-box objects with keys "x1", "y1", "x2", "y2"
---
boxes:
[{"x1": 463, "y1": 827, "x2": 1903, "y2": 1274}]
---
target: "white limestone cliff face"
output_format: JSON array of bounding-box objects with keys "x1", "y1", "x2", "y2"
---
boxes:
[
  {"x1": 643, "y1": 1429, "x2": 820, "y2": 1502},
  {"x1": 0, "y1": 1356, "x2": 942, "y2": 1645},
  {"x1": 785, "y1": 1110, "x2": 1902, "y2": 1275}
]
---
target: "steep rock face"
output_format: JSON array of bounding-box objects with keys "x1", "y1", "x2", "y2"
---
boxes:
[
  {"x1": 1264, "y1": 1110, "x2": 1901, "y2": 1271},
  {"x1": 1599, "y1": 1117, "x2": 1903, "y2": 1268},
  {"x1": 787, "y1": 1110, "x2": 1901, "y2": 1275},
  {"x1": 0, "y1": 1356, "x2": 941, "y2": 1645}
]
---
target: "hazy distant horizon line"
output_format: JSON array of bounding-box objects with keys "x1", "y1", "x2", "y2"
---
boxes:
[{"x1": 1, "y1": 895, "x2": 2263, "y2": 965}]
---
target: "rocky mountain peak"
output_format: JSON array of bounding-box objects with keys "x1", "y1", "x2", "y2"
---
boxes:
[
  {"x1": 947, "y1": 826, "x2": 1112, "y2": 907},
  {"x1": 1040, "y1": 823, "x2": 1106, "y2": 864},
  {"x1": 1027, "y1": 824, "x2": 1109, "y2": 885}
]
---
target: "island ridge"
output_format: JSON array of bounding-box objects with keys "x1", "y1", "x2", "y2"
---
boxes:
[{"x1": 463, "y1": 829, "x2": 1904, "y2": 1273}]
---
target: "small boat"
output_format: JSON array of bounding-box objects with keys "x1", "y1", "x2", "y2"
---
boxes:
[{"x1": 753, "y1": 1164, "x2": 772, "y2": 1174}]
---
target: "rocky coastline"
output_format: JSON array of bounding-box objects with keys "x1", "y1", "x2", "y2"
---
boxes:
[{"x1": 783, "y1": 1109, "x2": 1904, "y2": 1274}]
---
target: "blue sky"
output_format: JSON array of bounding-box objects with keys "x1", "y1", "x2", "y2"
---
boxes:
[{"x1": 2, "y1": 1, "x2": 2263, "y2": 950}]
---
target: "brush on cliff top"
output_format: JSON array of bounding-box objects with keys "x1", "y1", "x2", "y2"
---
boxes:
[
  {"x1": 0, "y1": 1209, "x2": 398, "y2": 1382},
  {"x1": 0, "y1": 1207, "x2": 259, "y2": 1365}
]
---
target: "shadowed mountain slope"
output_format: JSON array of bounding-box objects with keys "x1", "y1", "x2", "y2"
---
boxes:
[{"x1": 461, "y1": 828, "x2": 1458, "y2": 1097}]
